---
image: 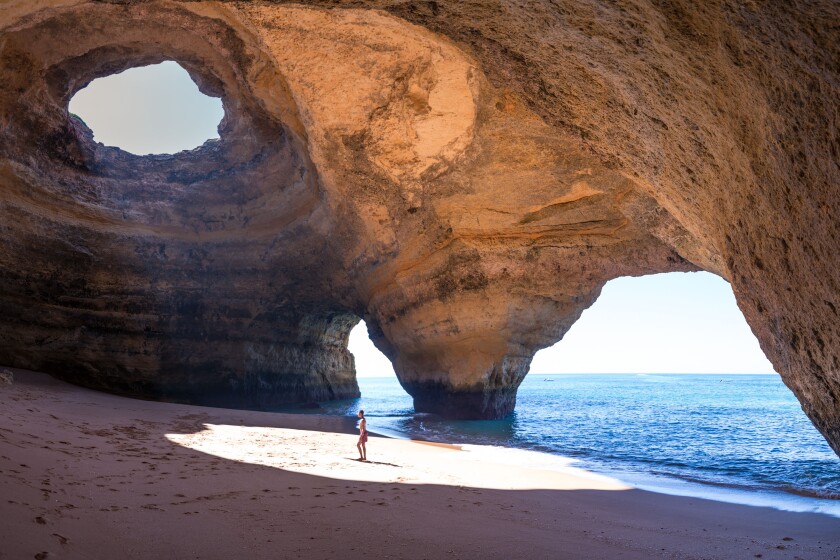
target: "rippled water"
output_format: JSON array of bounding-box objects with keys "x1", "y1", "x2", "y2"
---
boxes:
[{"x1": 279, "y1": 374, "x2": 840, "y2": 512}]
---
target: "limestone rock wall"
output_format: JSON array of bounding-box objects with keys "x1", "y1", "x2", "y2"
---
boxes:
[
  {"x1": 0, "y1": 1, "x2": 838, "y2": 455},
  {"x1": 0, "y1": 2, "x2": 363, "y2": 407}
]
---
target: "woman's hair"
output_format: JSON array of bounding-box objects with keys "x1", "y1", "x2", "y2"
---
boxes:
[{"x1": 359, "y1": 410, "x2": 364, "y2": 415}]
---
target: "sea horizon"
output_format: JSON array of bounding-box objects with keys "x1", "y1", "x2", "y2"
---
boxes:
[{"x1": 357, "y1": 371, "x2": 780, "y2": 378}]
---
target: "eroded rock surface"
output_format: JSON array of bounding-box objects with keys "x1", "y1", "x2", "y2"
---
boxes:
[{"x1": 0, "y1": 2, "x2": 838, "y2": 455}]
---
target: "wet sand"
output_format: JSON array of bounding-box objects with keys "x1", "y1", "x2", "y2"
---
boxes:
[{"x1": 1, "y1": 368, "x2": 838, "y2": 559}]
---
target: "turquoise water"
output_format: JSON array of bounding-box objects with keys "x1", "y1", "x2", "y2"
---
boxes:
[{"x1": 281, "y1": 374, "x2": 840, "y2": 512}]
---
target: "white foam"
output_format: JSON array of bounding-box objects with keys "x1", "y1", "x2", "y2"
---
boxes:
[
  {"x1": 613, "y1": 469, "x2": 840, "y2": 518},
  {"x1": 460, "y1": 444, "x2": 840, "y2": 518}
]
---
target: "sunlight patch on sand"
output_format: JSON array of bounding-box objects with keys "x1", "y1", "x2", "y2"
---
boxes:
[{"x1": 166, "y1": 423, "x2": 630, "y2": 491}]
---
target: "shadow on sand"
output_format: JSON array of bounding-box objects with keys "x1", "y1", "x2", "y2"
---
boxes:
[{"x1": 1, "y1": 369, "x2": 838, "y2": 560}]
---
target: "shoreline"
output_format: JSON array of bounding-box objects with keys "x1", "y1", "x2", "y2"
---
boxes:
[
  {"x1": 297, "y1": 374, "x2": 840, "y2": 517},
  {"x1": 364, "y1": 420, "x2": 840, "y2": 515},
  {"x1": 2, "y1": 368, "x2": 839, "y2": 559},
  {"x1": 420, "y1": 441, "x2": 840, "y2": 519}
]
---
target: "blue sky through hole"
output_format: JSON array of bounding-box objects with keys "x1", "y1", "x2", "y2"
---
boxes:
[
  {"x1": 69, "y1": 61, "x2": 224, "y2": 155},
  {"x1": 68, "y1": 62, "x2": 774, "y2": 378}
]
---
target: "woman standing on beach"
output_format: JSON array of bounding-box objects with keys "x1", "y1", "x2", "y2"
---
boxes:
[{"x1": 357, "y1": 410, "x2": 368, "y2": 461}]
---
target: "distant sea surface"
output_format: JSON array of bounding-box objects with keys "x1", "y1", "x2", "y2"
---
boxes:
[{"x1": 280, "y1": 374, "x2": 840, "y2": 516}]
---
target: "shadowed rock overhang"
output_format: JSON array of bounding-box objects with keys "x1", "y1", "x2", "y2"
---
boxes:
[{"x1": 1, "y1": 1, "x2": 838, "y2": 457}]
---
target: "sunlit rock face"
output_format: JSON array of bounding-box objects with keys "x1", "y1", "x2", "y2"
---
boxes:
[{"x1": 1, "y1": 2, "x2": 838, "y2": 455}]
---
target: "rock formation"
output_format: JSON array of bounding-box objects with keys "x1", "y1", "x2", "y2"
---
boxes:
[{"x1": 0, "y1": 2, "x2": 838, "y2": 455}]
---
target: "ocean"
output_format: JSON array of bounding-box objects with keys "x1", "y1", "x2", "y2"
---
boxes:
[{"x1": 280, "y1": 373, "x2": 840, "y2": 517}]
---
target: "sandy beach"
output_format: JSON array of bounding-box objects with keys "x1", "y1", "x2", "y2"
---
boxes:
[{"x1": 1, "y1": 368, "x2": 838, "y2": 560}]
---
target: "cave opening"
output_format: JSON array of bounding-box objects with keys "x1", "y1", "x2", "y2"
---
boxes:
[
  {"x1": 348, "y1": 320, "x2": 396, "y2": 379},
  {"x1": 68, "y1": 60, "x2": 224, "y2": 156},
  {"x1": 530, "y1": 271, "x2": 773, "y2": 375},
  {"x1": 338, "y1": 272, "x2": 838, "y2": 502},
  {"x1": 518, "y1": 271, "x2": 840, "y2": 502}
]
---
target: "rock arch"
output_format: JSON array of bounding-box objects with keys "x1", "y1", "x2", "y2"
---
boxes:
[{"x1": 1, "y1": 2, "x2": 838, "y2": 456}]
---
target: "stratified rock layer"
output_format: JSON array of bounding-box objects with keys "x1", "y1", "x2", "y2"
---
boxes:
[{"x1": 0, "y1": 2, "x2": 838, "y2": 456}]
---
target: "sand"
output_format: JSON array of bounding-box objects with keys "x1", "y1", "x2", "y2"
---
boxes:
[{"x1": 1, "y1": 369, "x2": 838, "y2": 560}]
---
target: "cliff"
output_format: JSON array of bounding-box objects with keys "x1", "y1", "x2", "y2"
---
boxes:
[{"x1": 0, "y1": 1, "x2": 838, "y2": 455}]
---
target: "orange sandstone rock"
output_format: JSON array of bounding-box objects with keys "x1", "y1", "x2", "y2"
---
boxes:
[{"x1": 0, "y1": 2, "x2": 837, "y2": 455}]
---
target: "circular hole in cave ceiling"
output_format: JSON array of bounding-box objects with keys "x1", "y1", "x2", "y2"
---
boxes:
[{"x1": 68, "y1": 60, "x2": 224, "y2": 156}]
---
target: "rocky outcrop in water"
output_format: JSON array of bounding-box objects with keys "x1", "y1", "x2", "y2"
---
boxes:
[{"x1": 1, "y1": 2, "x2": 838, "y2": 455}]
